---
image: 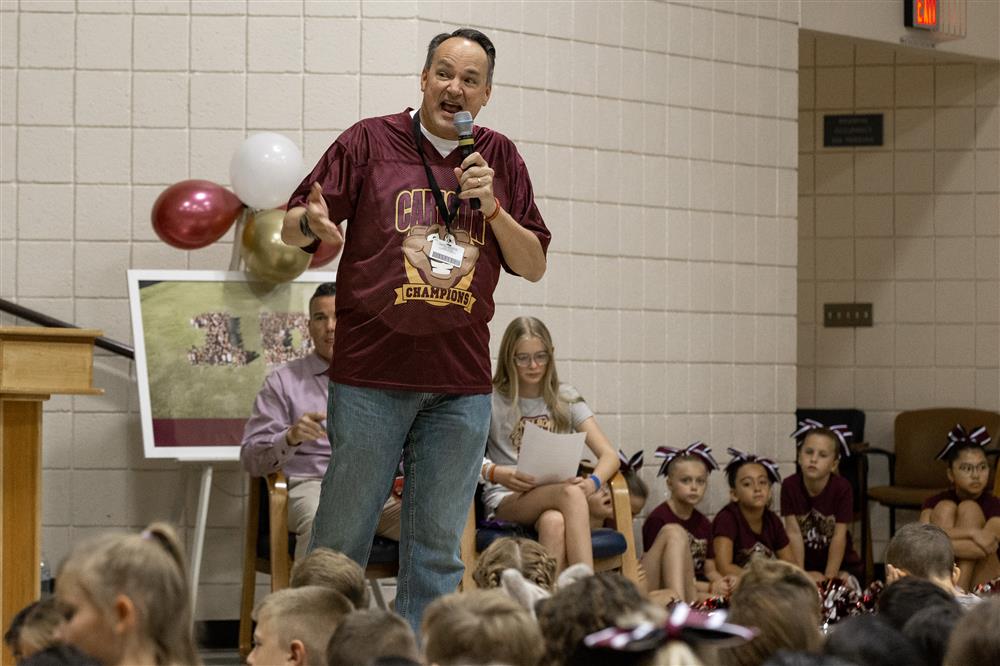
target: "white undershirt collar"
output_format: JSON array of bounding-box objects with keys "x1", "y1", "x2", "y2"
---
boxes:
[{"x1": 410, "y1": 108, "x2": 458, "y2": 158}]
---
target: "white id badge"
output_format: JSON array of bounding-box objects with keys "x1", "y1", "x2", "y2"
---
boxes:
[{"x1": 429, "y1": 235, "x2": 465, "y2": 271}]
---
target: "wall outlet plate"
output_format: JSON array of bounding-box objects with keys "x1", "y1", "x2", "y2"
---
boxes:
[{"x1": 823, "y1": 303, "x2": 873, "y2": 327}]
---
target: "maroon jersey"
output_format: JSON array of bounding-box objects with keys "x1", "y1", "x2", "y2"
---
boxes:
[
  {"x1": 781, "y1": 473, "x2": 861, "y2": 576},
  {"x1": 922, "y1": 489, "x2": 1000, "y2": 519},
  {"x1": 643, "y1": 502, "x2": 714, "y2": 580},
  {"x1": 288, "y1": 110, "x2": 550, "y2": 393},
  {"x1": 712, "y1": 502, "x2": 790, "y2": 568}
]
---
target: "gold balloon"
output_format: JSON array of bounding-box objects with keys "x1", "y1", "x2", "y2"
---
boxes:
[{"x1": 241, "y1": 208, "x2": 311, "y2": 283}]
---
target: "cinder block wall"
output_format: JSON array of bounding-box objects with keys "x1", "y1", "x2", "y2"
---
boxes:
[
  {"x1": 798, "y1": 31, "x2": 1000, "y2": 560},
  {"x1": 0, "y1": 0, "x2": 800, "y2": 619}
]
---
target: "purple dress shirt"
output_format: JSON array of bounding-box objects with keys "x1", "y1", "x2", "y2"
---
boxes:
[{"x1": 240, "y1": 352, "x2": 331, "y2": 479}]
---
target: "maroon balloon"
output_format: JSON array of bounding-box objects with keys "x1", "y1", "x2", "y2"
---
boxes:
[
  {"x1": 308, "y1": 241, "x2": 341, "y2": 268},
  {"x1": 151, "y1": 180, "x2": 244, "y2": 250}
]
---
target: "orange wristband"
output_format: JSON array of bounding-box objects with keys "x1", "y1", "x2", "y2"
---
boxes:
[
  {"x1": 489, "y1": 463, "x2": 497, "y2": 483},
  {"x1": 484, "y1": 197, "x2": 502, "y2": 223}
]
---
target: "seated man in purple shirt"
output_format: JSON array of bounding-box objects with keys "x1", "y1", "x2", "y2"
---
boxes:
[{"x1": 240, "y1": 283, "x2": 400, "y2": 561}]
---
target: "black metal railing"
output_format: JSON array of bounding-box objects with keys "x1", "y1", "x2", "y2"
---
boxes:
[{"x1": 0, "y1": 298, "x2": 134, "y2": 359}]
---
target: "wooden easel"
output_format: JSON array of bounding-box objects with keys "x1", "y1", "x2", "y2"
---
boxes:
[{"x1": 0, "y1": 327, "x2": 101, "y2": 666}]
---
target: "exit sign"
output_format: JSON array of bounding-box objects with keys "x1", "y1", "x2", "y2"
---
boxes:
[{"x1": 905, "y1": 0, "x2": 938, "y2": 29}]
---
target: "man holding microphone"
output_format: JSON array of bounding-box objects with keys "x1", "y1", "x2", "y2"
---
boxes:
[{"x1": 281, "y1": 28, "x2": 549, "y2": 630}]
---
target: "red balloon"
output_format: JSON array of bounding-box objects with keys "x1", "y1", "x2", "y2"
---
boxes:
[
  {"x1": 151, "y1": 180, "x2": 244, "y2": 250},
  {"x1": 309, "y1": 241, "x2": 341, "y2": 268}
]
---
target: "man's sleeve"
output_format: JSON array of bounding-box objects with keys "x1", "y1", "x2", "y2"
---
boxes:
[
  {"x1": 286, "y1": 132, "x2": 365, "y2": 224},
  {"x1": 497, "y1": 148, "x2": 551, "y2": 276},
  {"x1": 239, "y1": 372, "x2": 297, "y2": 477}
]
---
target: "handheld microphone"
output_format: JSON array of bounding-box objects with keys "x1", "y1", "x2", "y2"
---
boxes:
[{"x1": 453, "y1": 111, "x2": 480, "y2": 211}]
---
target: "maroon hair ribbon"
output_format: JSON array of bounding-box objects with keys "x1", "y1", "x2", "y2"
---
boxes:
[
  {"x1": 654, "y1": 441, "x2": 719, "y2": 477},
  {"x1": 790, "y1": 418, "x2": 853, "y2": 458},
  {"x1": 618, "y1": 449, "x2": 644, "y2": 473},
  {"x1": 583, "y1": 603, "x2": 757, "y2": 652},
  {"x1": 725, "y1": 447, "x2": 781, "y2": 484},
  {"x1": 935, "y1": 424, "x2": 992, "y2": 461}
]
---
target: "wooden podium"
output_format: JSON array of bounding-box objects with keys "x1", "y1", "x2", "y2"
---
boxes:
[{"x1": 0, "y1": 327, "x2": 102, "y2": 665}]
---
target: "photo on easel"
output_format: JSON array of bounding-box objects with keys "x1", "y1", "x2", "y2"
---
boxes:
[{"x1": 127, "y1": 269, "x2": 336, "y2": 461}]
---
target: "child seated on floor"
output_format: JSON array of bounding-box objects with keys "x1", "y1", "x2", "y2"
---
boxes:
[
  {"x1": 719, "y1": 556, "x2": 823, "y2": 666},
  {"x1": 422, "y1": 589, "x2": 543, "y2": 666},
  {"x1": 325, "y1": 609, "x2": 420, "y2": 666},
  {"x1": 290, "y1": 547, "x2": 369, "y2": 609},
  {"x1": 534, "y1": 573, "x2": 647, "y2": 666},
  {"x1": 473, "y1": 536, "x2": 557, "y2": 591},
  {"x1": 54, "y1": 522, "x2": 199, "y2": 666},
  {"x1": 782, "y1": 419, "x2": 863, "y2": 584},
  {"x1": 585, "y1": 450, "x2": 649, "y2": 529},
  {"x1": 885, "y1": 521, "x2": 982, "y2": 609},
  {"x1": 248, "y1": 586, "x2": 354, "y2": 666},
  {"x1": 641, "y1": 442, "x2": 737, "y2": 602},
  {"x1": 920, "y1": 424, "x2": 1000, "y2": 590},
  {"x1": 712, "y1": 448, "x2": 794, "y2": 578}
]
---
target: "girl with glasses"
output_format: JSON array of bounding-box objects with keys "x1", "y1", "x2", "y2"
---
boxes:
[
  {"x1": 480, "y1": 316, "x2": 619, "y2": 572},
  {"x1": 920, "y1": 424, "x2": 1000, "y2": 590}
]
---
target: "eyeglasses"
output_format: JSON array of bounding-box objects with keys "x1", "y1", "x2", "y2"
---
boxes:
[
  {"x1": 514, "y1": 351, "x2": 550, "y2": 367},
  {"x1": 956, "y1": 463, "x2": 990, "y2": 475}
]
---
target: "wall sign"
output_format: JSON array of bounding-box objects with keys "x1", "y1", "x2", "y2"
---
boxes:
[{"x1": 823, "y1": 114, "x2": 884, "y2": 147}]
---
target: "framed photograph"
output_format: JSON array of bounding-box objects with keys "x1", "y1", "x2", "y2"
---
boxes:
[{"x1": 127, "y1": 269, "x2": 336, "y2": 461}]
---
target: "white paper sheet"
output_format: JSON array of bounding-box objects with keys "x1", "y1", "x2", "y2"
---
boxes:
[{"x1": 516, "y1": 422, "x2": 587, "y2": 484}]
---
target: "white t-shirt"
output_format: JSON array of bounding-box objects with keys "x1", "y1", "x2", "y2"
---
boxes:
[{"x1": 481, "y1": 384, "x2": 593, "y2": 515}]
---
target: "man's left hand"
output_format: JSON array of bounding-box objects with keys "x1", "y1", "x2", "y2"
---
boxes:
[{"x1": 454, "y1": 152, "x2": 498, "y2": 218}]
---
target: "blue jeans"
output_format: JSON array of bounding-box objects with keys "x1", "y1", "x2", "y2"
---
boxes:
[{"x1": 309, "y1": 382, "x2": 490, "y2": 632}]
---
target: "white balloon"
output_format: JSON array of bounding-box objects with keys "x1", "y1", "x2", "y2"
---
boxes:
[{"x1": 229, "y1": 132, "x2": 305, "y2": 210}]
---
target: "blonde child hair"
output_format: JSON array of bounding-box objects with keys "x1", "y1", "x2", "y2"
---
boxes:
[
  {"x1": 422, "y1": 589, "x2": 543, "y2": 666},
  {"x1": 719, "y1": 556, "x2": 822, "y2": 666},
  {"x1": 472, "y1": 537, "x2": 557, "y2": 590},
  {"x1": 55, "y1": 522, "x2": 198, "y2": 666},
  {"x1": 290, "y1": 547, "x2": 369, "y2": 609},
  {"x1": 252, "y1": 586, "x2": 354, "y2": 665},
  {"x1": 493, "y1": 316, "x2": 571, "y2": 432}
]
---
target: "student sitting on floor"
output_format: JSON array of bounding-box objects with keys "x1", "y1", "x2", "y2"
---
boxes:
[
  {"x1": 712, "y1": 449, "x2": 795, "y2": 579},
  {"x1": 782, "y1": 420, "x2": 863, "y2": 585},
  {"x1": 248, "y1": 586, "x2": 353, "y2": 666},
  {"x1": 642, "y1": 442, "x2": 737, "y2": 602},
  {"x1": 885, "y1": 521, "x2": 982, "y2": 609},
  {"x1": 919, "y1": 424, "x2": 1000, "y2": 591}
]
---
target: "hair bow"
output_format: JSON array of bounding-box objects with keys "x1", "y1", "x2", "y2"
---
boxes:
[
  {"x1": 725, "y1": 448, "x2": 782, "y2": 484},
  {"x1": 790, "y1": 419, "x2": 853, "y2": 458},
  {"x1": 583, "y1": 603, "x2": 757, "y2": 652},
  {"x1": 617, "y1": 449, "x2": 644, "y2": 473},
  {"x1": 654, "y1": 442, "x2": 719, "y2": 477},
  {"x1": 935, "y1": 424, "x2": 992, "y2": 461}
]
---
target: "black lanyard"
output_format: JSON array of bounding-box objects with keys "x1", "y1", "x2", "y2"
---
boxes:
[{"x1": 412, "y1": 112, "x2": 458, "y2": 236}]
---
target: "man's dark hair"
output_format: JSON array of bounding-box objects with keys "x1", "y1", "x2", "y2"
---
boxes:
[
  {"x1": 884, "y1": 522, "x2": 954, "y2": 580},
  {"x1": 423, "y1": 28, "x2": 496, "y2": 84},
  {"x1": 310, "y1": 282, "x2": 336, "y2": 306},
  {"x1": 877, "y1": 577, "x2": 958, "y2": 631}
]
